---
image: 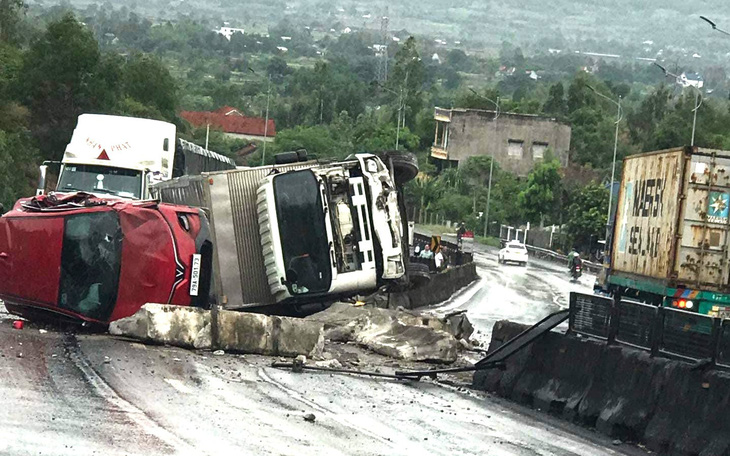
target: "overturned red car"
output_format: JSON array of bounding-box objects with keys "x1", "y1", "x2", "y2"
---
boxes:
[{"x1": 0, "y1": 193, "x2": 212, "y2": 324}]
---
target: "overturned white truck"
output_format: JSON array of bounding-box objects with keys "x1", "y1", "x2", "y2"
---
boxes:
[{"x1": 151, "y1": 153, "x2": 414, "y2": 310}]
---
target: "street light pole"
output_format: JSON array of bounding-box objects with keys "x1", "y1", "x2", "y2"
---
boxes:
[
  {"x1": 261, "y1": 74, "x2": 271, "y2": 166},
  {"x1": 654, "y1": 62, "x2": 703, "y2": 146},
  {"x1": 468, "y1": 88, "x2": 500, "y2": 238},
  {"x1": 587, "y1": 85, "x2": 622, "y2": 243}
]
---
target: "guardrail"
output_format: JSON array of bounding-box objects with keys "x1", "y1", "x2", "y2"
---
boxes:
[
  {"x1": 521, "y1": 244, "x2": 602, "y2": 273},
  {"x1": 569, "y1": 291, "x2": 730, "y2": 367}
]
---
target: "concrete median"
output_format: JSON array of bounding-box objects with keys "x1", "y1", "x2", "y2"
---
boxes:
[{"x1": 473, "y1": 320, "x2": 730, "y2": 455}]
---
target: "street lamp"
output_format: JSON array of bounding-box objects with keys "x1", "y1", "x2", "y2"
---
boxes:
[
  {"x1": 700, "y1": 16, "x2": 730, "y2": 36},
  {"x1": 586, "y1": 85, "x2": 622, "y2": 243},
  {"x1": 377, "y1": 83, "x2": 406, "y2": 150},
  {"x1": 248, "y1": 68, "x2": 273, "y2": 165},
  {"x1": 653, "y1": 62, "x2": 703, "y2": 146},
  {"x1": 468, "y1": 88, "x2": 500, "y2": 238}
]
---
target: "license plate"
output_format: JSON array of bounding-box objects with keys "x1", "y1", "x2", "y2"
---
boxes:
[{"x1": 190, "y1": 254, "x2": 202, "y2": 296}]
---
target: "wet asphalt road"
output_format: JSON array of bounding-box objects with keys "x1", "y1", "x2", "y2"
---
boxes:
[
  {"x1": 428, "y1": 244, "x2": 595, "y2": 343},
  {"x1": 0, "y1": 249, "x2": 642, "y2": 456}
]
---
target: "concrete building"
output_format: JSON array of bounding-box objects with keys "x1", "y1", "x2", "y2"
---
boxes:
[{"x1": 430, "y1": 107, "x2": 571, "y2": 176}]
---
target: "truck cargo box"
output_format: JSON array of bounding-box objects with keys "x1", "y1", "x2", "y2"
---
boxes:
[
  {"x1": 611, "y1": 146, "x2": 730, "y2": 292},
  {"x1": 150, "y1": 162, "x2": 313, "y2": 308}
]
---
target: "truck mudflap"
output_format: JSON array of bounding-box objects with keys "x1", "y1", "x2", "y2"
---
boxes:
[{"x1": 357, "y1": 154, "x2": 405, "y2": 280}]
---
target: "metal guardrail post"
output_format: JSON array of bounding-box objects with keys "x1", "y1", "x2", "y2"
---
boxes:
[
  {"x1": 651, "y1": 306, "x2": 665, "y2": 357},
  {"x1": 607, "y1": 290, "x2": 622, "y2": 344},
  {"x1": 710, "y1": 317, "x2": 722, "y2": 365},
  {"x1": 567, "y1": 292, "x2": 577, "y2": 334}
]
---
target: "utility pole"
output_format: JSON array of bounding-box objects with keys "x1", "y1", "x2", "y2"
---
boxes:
[
  {"x1": 261, "y1": 74, "x2": 271, "y2": 166},
  {"x1": 653, "y1": 62, "x2": 702, "y2": 147},
  {"x1": 377, "y1": 10, "x2": 390, "y2": 83},
  {"x1": 586, "y1": 85, "x2": 622, "y2": 243},
  {"x1": 468, "y1": 88, "x2": 500, "y2": 238}
]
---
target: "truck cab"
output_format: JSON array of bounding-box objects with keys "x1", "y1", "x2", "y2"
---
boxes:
[
  {"x1": 258, "y1": 154, "x2": 404, "y2": 302},
  {"x1": 38, "y1": 114, "x2": 235, "y2": 200}
]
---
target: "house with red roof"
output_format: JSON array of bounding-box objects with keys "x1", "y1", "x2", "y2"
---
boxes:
[{"x1": 180, "y1": 106, "x2": 276, "y2": 142}]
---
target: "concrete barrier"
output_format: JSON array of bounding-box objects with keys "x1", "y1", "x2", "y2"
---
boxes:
[
  {"x1": 473, "y1": 321, "x2": 730, "y2": 455},
  {"x1": 386, "y1": 263, "x2": 478, "y2": 310},
  {"x1": 110, "y1": 304, "x2": 324, "y2": 358}
]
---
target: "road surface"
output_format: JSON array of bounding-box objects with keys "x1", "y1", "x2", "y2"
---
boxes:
[
  {"x1": 0, "y1": 248, "x2": 643, "y2": 456},
  {"x1": 428, "y1": 243, "x2": 595, "y2": 343}
]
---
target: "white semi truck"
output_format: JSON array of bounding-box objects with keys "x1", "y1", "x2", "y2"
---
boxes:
[
  {"x1": 150, "y1": 152, "x2": 414, "y2": 309},
  {"x1": 36, "y1": 114, "x2": 236, "y2": 199}
]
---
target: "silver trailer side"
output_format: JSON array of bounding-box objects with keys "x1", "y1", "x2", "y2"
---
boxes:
[{"x1": 151, "y1": 162, "x2": 313, "y2": 309}]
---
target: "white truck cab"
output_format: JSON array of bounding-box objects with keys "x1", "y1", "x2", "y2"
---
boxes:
[{"x1": 38, "y1": 114, "x2": 235, "y2": 200}]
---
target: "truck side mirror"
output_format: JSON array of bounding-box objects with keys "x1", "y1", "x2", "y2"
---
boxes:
[{"x1": 36, "y1": 164, "x2": 48, "y2": 196}]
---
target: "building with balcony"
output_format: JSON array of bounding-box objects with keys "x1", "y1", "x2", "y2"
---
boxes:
[{"x1": 431, "y1": 107, "x2": 571, "y2": 177}]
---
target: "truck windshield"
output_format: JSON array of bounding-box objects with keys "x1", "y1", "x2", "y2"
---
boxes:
[
  {"x1": 274, "y1": 170, "x2": 332, "y2": 294},
  {"x1": 58, "y1": 211, "x2": 122, "y2": 321},
  {"x1": 58, "y1": 164, "x2": 142, "y2": 199}
]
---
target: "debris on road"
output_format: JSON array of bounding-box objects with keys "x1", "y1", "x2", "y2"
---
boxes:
[
  {"x1": 307, "y1": 302, "x2": 470, "y2": 363},
  {"x1": 12, "y1": 320, "x2": 23, "y2": 330},
  {"x1": 110, "y1": 304, "x2": 324, "y2": 358},
  {"x1": 303, "y1": 413, "x2": 316, "y2": 423},
  {"x1": 109, "y1": 304, "x2": 212, "y2": 349}
]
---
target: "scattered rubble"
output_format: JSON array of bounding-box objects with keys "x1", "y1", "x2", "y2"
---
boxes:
[
  {"x1": 307, "y1": 302, "x2": 474, "y2": 364},
  {"x1": 303, "y1": 413, "x2": 316, "y2": 422}
]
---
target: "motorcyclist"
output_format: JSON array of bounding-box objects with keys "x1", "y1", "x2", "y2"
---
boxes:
[{"x1": 569, "y1": 251, "x2": 582, "y2": 277}]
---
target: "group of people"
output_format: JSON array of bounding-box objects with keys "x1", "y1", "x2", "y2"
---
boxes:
[{"x1": 414, "y1": 244, "x2": 446, "y2": 271}]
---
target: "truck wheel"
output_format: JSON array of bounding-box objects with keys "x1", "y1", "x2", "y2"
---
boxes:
[
  {"x1": 408, "y1": 262, "x2": 431, "y2": 288},
  {"x1": 380, "y1": 150, "x2": 419, "y2": 186}
]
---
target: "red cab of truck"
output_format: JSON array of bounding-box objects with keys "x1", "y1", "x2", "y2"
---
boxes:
[{"x1": 0, "y1": 193, "x2": 212, "y2": 324}]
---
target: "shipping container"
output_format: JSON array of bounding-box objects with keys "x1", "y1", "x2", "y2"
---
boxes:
[{"x1": 608, "y1": 146, "x2": 730, "y2": 315}]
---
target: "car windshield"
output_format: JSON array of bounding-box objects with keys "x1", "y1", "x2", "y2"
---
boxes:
[
  {"x1": 58, "y1": 164, "x2": 142, "y2": 199},
  {"x1": 58, "y1": 211, "x2": 123, "y2": 321},
  {"x1": 273, "y1": 170, "x2": 332, "y2": 295},
  {"x1": 508, "y1": 243, "x2": 526, "y2": 250}
]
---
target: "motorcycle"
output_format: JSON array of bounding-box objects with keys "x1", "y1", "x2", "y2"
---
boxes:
[{"x1": 571, "y1": 262, "x2": 582, "y2": 281}]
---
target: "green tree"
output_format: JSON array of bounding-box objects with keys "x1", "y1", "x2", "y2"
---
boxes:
[
  {"x1": 0, "y1": 0, "x2": 25, "y2": 44},
  {"x1": 517, "y1": 159, "x2": 562, "y2": 225},
  {"x1": 123, "y1": 53, "x2": 177, "y2": 119},
  {"x1": 389, "y1": 37, "x2": 425, "y2": 130},
  {"x1": 16, "y1": 13, "x2": 101, "y2": 159},
  {"x1": 565, "y1": 183, "x2": 608, "y2": 250},
  {"x1": 542, "y1": 82, "x2": 566, "y2": 117}
]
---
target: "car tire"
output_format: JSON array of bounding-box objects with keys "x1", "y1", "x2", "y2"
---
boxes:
[{"x1": 379, "y1": 150, "x2": 419, "y2": 186}]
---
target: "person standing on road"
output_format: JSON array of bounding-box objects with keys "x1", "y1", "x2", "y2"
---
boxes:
[
  {"x1": 419, "y1": 244, "x2": 434, "y2": 259},
  {"x1": 434, "y1": 249, "x2": 444, "y2": 271}
]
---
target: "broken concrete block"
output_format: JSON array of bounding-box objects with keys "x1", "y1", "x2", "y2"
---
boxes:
[
  {"x1": 277, "y1": 315, "x2": 324, "y2": 358},
  {"x1": 217, "y1": 310, "x2": 324, "y2": 358},
  {"x1": 109, "y1": 304, "x2": 211, "y2": 349},
  {"x1": 444, "y1": 311, "x2": 474, "y2": 341},
  {"x1": 217, "y1": 310, "x2": 272, "y2": 354},
  {"x1": 355, "y1": 320, "x2": 458, "y2": 363}
]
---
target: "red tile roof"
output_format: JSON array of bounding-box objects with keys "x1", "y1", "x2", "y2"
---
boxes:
[{"x1": 180, "y1": 107, "x2": 276, "y2": 138}]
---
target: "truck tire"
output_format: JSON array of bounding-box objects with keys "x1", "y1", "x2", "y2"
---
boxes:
[
  {"x1": 379, "y1": 150, "x2": 419, "y2": 186},
  {"x1": 408, "y1": 262, "x2": 431, "y2": 288}
]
